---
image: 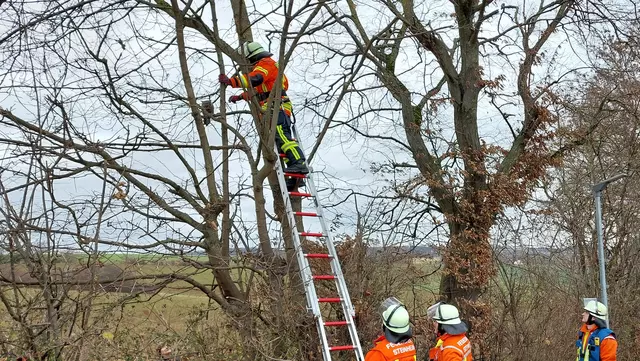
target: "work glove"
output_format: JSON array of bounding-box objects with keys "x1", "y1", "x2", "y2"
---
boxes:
[
  {"x1": 228, "y1": 95, "x2": 243, "y2": 103},
  {"x1": 218, "y1": 74, "x2": 232, "y2": 86}
]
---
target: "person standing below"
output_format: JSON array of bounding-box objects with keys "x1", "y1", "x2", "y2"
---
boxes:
[
  {"x1": 577, "y1": 300, "x2": 617, "y2": 361},
  {"x1": 219, "y1": 41, "x2": 309, "y2": 191},
  {"x1": 427, "y1": 302, "x2": 472, "y2": 361},
  {"x1": 364, "y1": 297, "x2": 416, "y2": 361}
]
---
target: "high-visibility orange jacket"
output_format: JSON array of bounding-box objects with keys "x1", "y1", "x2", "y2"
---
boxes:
[
  {"x1": 364, "y1": 335, "x2": 416, "y2": 361},
  {"x1": 428, "y1": 333, "x2": 472, "y2": 361},
  {"x1": 227, "y1": 57, "x2": 291, "y2": 115},
  {"x1": 577, "y1": 323, "x2": 617, "y2": 361}
]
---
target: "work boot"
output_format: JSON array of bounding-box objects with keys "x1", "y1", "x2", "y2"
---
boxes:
[
  {"x1": 286, "y1": 177, "x2": 305, "y2": 192},
  {"x1": 284, "y1": 161, "x2": 309, "y2": 174}
]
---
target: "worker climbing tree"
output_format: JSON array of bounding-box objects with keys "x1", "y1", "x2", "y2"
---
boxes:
[{"x1": 219, "y1": 41, "x2": 309, "y2": 191}]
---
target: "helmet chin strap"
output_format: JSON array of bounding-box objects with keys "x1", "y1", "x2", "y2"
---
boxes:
[{"x1": 587, "y1": 314, "x2": 606, "y2": 328}]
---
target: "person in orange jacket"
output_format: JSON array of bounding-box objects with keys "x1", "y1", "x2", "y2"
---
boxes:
[
  {"x1": 427, "y1": 302, "x2": 472, "y2": 361},
  {"x1": 365, "y1": 297, "x2": 417, "y2": 361},
  {"x1": 219, "y1": 41, "x2": 308, "y2": 191},
  {"x1": 576, "y1": 300, "x2": 617, "y2": 361}
]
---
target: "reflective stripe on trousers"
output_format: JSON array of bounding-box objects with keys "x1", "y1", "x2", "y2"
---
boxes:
[{"x1": 274, "y1": 109, "x2": 305, "y2": 165}]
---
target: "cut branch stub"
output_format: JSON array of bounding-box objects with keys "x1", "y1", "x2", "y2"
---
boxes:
[{"x1": 202, "y1": 100, "x2": 214, "y2": 125}]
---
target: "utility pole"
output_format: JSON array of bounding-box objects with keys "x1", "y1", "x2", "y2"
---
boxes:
[{"x1": 592, "y1": 173, "x2": 627, "y2": 328}]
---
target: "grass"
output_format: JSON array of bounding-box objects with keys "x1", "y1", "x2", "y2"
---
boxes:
[
  {"x1": 0, "y1": 253, "x2": 443, "y2": 358},
  {"x1": 71, "y1": 253, "x2": 210, "y2": 264}
]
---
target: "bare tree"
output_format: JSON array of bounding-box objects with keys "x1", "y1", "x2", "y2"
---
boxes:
[
  {"x1": 3, "y1": 0, "x2": 639, "y2": 359},
  {"x1": 0, "y1": 0, "x2": 359, "y2": 359},
  {"x1": 546, "y1": 24, "x2": 640, "y2": 360},
  {"x1": 305, "y1": 0, "x2": 640, "y2": 348},
  {"x1": 0, "y1": 134, "x2": 172, "y2": 359}
]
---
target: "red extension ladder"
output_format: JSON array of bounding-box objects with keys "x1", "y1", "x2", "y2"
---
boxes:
[{"x1": 274, "y1": 131, "x2": 364, "y2": 361}]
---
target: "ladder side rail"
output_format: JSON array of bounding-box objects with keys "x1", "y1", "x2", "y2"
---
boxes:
[
  {"x1": 289, "y1": 124, "x2": 354, "y2": 319},
  {"x1": 273, "y1": 147, "x2": 333, "y2": 360},
  {"x1": 307, "y1": 175, "x2": 365, "y2": 361},
  {"x1": 274, "y1": 156, "x2": 318, "y2": 314},
  {"x1": 290, "y1": 122, "x2": 363, "y2": 360}
]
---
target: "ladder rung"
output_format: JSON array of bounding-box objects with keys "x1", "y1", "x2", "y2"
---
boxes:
[
  {"x1": 284, "y1": 173, "x2": 306, "y2": 179},
  {"x1": 304, "y1": 253, "x2": 332, "y2": 258},
  {"x1": 329, "y1": 345, "x2": 356, "y2": 351},
  {"x1": 295, "y1": 212, "x2": 318, "y2": 217},
  {"x1": 313, "y1": 275, "x2": 336, "y2": 280},
  {"x1": 300, "y1": 232, "x2": 324, "y2": 237},
  {"x1": 318, "y1": 297, "x2": 342, "y2": 303},
  {"x1": 289, "y1": 191, "x2": 312, "y2": 197},
  {"x1": 324, "y1": 320, "x2": 348, "y2": 326}
]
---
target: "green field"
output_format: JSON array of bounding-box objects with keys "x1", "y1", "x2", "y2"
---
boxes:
[{"x1": 0, "y1": 253, "x2": 442, "y2": 359}]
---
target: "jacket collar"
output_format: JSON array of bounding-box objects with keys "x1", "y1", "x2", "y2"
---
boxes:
[
  {"x1": 580, "y1": 323, "x2": 598, "y2": 333},
  {"x1": 374, "y1": 335, "x2": 387, "y2": 345}
]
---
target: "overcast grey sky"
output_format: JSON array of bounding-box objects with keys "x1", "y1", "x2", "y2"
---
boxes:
[{"x1": 0, "y1": 0, "x2": 604, "y2": 253}]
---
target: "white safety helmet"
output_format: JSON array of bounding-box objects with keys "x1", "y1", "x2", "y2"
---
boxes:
[
  {"x1": 379, "y1": 297, "x2": 412, "y2": 342},
  {"x1": 584, "y1": 300, "x2": 608, "y2": 321},
  {"x1": 237, "y1": 41, "x2": 272, "y2": 62},
  {"x1": 427, "y1": 302, "x2": 468, "y2": 335}
]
